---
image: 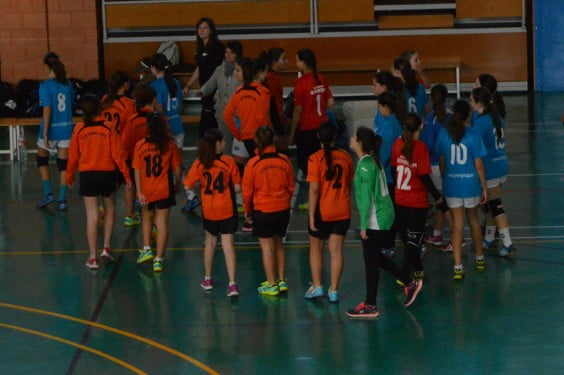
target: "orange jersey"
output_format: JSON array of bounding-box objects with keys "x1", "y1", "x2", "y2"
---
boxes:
[
  {"x1": 223, "y1": 82, "x2": 271, "y2": 141},
  {"x1": 101, "y1": 95, "x2": 136, "y2": 134},
  {"x1": 184, "y1": 155, "x2": 241, "y2": 221},
  {"x1": 242, "y1": 145, "x2": 295, "y2": 213},
  {"x1": 307, "y1": 148, "x2": 353, "y2": 221},
  {"x1": 132, "y1": 139, "x2": 182, "y2": 203},
  {"x1": 67, "y1": 116, "x2": 130, "y2": 186},
  {"x1": 121, "y1": 109, "x2": 150, "y2": 160}
]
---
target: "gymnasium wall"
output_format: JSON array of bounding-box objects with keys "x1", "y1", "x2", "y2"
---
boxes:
[
  {"x1": 0, "y1": 0, "x2": 98, "y2": 83},
  {"x1": 534, "y1": 0, "x2": 564, "y2": 91}
]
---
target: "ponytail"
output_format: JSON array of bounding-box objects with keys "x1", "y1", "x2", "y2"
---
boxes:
[
  {"x1": 102, "y1": 70, "x2": 129, "y2": 110},
  {"x1": 80, "y1": 94, "x2": 101, "y2": 125},
  {"x1": 355, "y1": 126, "x2": 382, "y2": 166},
  {"x1": 478, "y1": 73, "x2": 506, "y2": 119},
  {"x1": 447, "y1": 100, "x2": 470, "y2": 145},
  {"x1": 318, "y1": 122, "x2": 337, "y2": 179},
  {"x1": 472, "y1": 87, "x2": 502, "y2": 146},
  {"x1": 430, "y1": 84, "x2": 448, "y2": 124},
  {"x1": 43, "y1": 52, "x2": 68, "y2": 84},
  {"x1": 401, "y1": 113, "x2": 422, "y2": 163},
  {"x1": 198, "y1": 128, "x2": 224, "y2": 170},
  {"x1": 255, "y1": 126, "x2": 275, "y2": 156},
  {"x1": 133, "y1": 84, "x2": 156, "y2": 112},
  {"x1": 151, "y1": 53, "x2": 177, "y2": 99},
  {"x1": 297, "y1": 48, "x2": 319, "y2": 84},
  {"x1": 146, "y1": 112, "x2": 171, "y2": 153}
]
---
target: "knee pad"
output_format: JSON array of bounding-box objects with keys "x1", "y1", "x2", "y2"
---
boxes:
[
  {"x1": 487, "y1": 198, "x2": 505, "y2": 218},
  {"x1": 407, "y1": 230, "x2": 425, "y2": 248},
  {"x1": 36, "y1": 155, "x2": 49, "y2": 167},
  {"x1": 56, "y1": 158, "x2": 68, "y2": 171}
]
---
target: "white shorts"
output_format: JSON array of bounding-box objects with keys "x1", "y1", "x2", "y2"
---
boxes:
[
  {"x1": 173, "y1": 133, "x2": 185, "y2": 149},
  {"x1": 430, "y1": 165, "x2": 442, "y2": 191},
  {"x1": 232, "y1": 138, "x2": 249, "y2": 158},
  {"x1": 486, "y1": 176, "x2": 506, "y2": 189},
  {"x1": 445, "y1": 196, "x2": 481, "y2": 209},
  {"x1": 37, "y1": 138, "x2": 70, "y2": 152}
]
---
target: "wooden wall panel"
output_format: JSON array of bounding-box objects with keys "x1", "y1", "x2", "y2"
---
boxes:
[
  {"x1": 104, "y1": 33, "x2": 526, "y2": 86},
  {"x1": 317, "y1": 0, "x2": 374, "y2": 23},
  {"x1": 105, "y1": 1, "x2": 310, "y2": 28},
  {"x1": 378, "y1": 15, "x2": 454, "y2": 29},
  {"x1": 456, "y1": 0, "x2": 522, "y2": 18}
]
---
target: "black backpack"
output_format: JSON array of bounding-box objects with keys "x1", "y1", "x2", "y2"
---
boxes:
[
  {"x1": 0, "y1": 81, "x2": 17, "y2": 118},
  {"x1": 16, "y1": 79, "x2": 41, "y2": 117}
]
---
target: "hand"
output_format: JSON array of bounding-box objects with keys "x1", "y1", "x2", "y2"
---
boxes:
[
  {"x1": 67, "y1": 181, "x2": 74, "y2": 189},
  {"x1": 125, "y1": 182, "x2": 133, "y2": 191},
  {"x1": 244, "y1": 214, "x2": 253, "y2": 223},
  {"x1": 196, "y1": 90, "x2": 204, "y2": 98},
  {"x1": 360, "y1": 230, "x2": 368, "y2": 240},
  {"x1": 43, "y1": 134, "x2": 51, "y2": 150},
  {"x1": 288, "y1": 133, "x2": 295, "y2": 146},
  {"x1": 182, "y1": 86, "x2": 190, "y2": 96},
  {"x1": 137, "y1": 193, "x2": 147, "y2": 205},
  {"x1": 309, "y1": 218, "x2": 318, "y2": 232},
  {"x1": 480, "y1": 189, "x2": 487, "y2": 204}
]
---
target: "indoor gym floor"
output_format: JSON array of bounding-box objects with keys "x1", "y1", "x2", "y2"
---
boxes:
[{"x1": 0, "y1": 93, "x2": 563, "y2": 374}]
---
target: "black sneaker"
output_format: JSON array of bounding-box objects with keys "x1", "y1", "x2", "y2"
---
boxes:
[
  {"x1": 242, "y1": 220, "x2": 253, "y2": 232},
  {"x1": 346, "y1": 302, "x2": 379, "y2": 318},
  {"x1": 403, "y1": 280, "x2": 423, "y2": 307}
]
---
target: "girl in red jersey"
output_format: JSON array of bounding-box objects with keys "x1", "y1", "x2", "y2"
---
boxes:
[
  {"x1": 66, "y1": 95, "x2": 132, "y2": 270},
  {"x1": 391, "y1": 113, "x2": 445, "y2": 281},
  {"x1": 184, "y1": 129, "x2": 241, "y2": 297},
  {"x1": 264, "y1": 48, "x2": 289, "y2": 151},
  {"x1": 120, "y1": 84, "x2": 157, "y2": 227},
  {"x1": 133, "y1": 112, "x2": 182, "y2": 273},
  {"x1": 243, "y1": 126, "x2": 295, "y2": 296},
  {"x1": 305, "y1": 122, "x2": 353, "y2": 302},
  {"x1": 101, "y1": 70, "x2": 136, "y2": 134}
]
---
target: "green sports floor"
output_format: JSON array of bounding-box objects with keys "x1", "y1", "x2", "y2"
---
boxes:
[{"x1": 0, "y1": 93, "x2": 563, "y2": 374}]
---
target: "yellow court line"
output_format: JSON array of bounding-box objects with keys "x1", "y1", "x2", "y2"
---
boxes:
[
  {"x1": 0, "y1": 303, "x2": 219, "y2": 375},
  {"x1": 0, "y1": 322, "x2": 146, "y2": 374}
]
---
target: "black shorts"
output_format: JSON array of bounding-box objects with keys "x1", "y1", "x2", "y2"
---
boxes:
[
  {"x1": 79, "y1": 171, "x2": 117, "y2": 197},
  {"x1": 203, "y1": 215, "x2": 238, "y2": 236},
  {"x1": 252, "y1": 209, "x2": 290, "y2": 238},
  {"x1": 147, "y1": 194, "x2": 176, "y2": 210},
  {"x1": 243, "y1": 139, "x2": 257, "y2": 158},
  {"x1": 295, "y1": 128, "x2": 321, "y2": 175},
  {"x1": 308, "y1": 211, "x2": 351, "y2": 239},
  {"x1": 115, "y1": 160, "x2": 134, "y2": 187}
]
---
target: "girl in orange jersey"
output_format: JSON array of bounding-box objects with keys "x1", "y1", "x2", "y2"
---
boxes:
[
  {"x1": 133, "y1": 112, "x2": 182, "y2": 273},
  {"x1": 184, "y1": 129, "x2": 241, "y2": 297},
  {"x1": 242, "y1": 126, "x2": 295, "y2": 296},
  {"x1": 120, "y1": 84, "x2": 157, "y2": 227},
  {"x1": 101, "y1": 70, "x2": 136, "y2": 134},
  {"x1": 66, "y1": 95, "x2": 132, "y2": 270},
  {"x1": 305, "y1": 122, "x2": 353, "y2": 302}
]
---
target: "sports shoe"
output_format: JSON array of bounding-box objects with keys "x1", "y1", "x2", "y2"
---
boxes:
[
  {"x1": 237, "y1": 205, "x2": 245, "y2": 215},
  {"x1": 420, "y1": 245, "x2": 429, "y2": 258},
  {"x1": 497, "y1": 244, "x2": 516, "y2": 257},
  {"x1": 482, "y1": 238, "x2": 498, "y2": 250},
  {"x1": 257, "y1": 282, "x2": 279, "y2": 296},
  {"x1": 346, "y1": 302, "x2": 379, "y2": 318},
  {"x1": 396, "y1": 279, "x2": 405, "y2": 287},
  {"x1": 137, "y1": 249, "x2": 155, "y2": 264},
  {"x1": 200, "y1": 278, "x2": 214, "y2": 291},
  {"x1": 440, "y1": 243, "x2": 454, "y2": 253},
  {"x1": 100, "y1": 247, "x2": 114, "y2": 263},
  {"x1": 227, "y1": 283, "x2": 240, "y2": 297},
  {"x1": 475, "y1": 258, "x2": 486, "y2": 271},
  {"x1": 37, "y1": 194, "x2": 55, "y2": 208},
  {"x1": 413, "y1": 271, "x2": 424, "y2": 281},
  {"x1": 181, "y1": 197, "x2": 201, "y2": 213},
  {"x1": 453, "y1": 268, "x2": 465, "y2": 280},
  {"x1": 242, "y1": 220, "x2": 253, "y2": 232},
  {"x1": 403, "y1": 280, "x2": 423, "y2": 307},
  {"x1": 134, "y1": 199, "x2": 142, "y2": 215},
  {"x1": 123, "y1": 214, "x2": 141, "y2": 227},
  {"x1": 328, "y1": 289, "x2": 339, "y2": 303},
  {"x1": 56, "y1": 201, "x2": 67, "y2": 211},
  {"x1": 277, "y1": 279, "x2": 288, "y2": 292},
  {"x1": 298, "y1": 201, "x2": 310, "y2": 211},
  {"x1": 425, "y1": 234, "x2": 443, "y2": 246},
  {"x1": 304, "y1": 285, "x2": 324, "y2": 299},
  {"x1": 153, "y1": 258, "x2": 163, "y2": 273},
  {"x1": 381, "y1": 248, "x2": 395, "y2": 257},
  {"x1": 85, "y1": 258, "x2": 99, "y2": 270}
]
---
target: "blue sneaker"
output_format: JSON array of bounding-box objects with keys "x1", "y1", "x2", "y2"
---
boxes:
[
  {"x1": 56, "y1": 201, "x2": 67, "y2": 211},
  {"x1": 304, "y1": 285, "x2": 324, "y2": 299},
  {"x1": 182, "y1": 197, "x2": 201, "y2": 213},
  {"x1": 482, "y1": 238, "x2": 498, "y2": 250},
  {"x1": 37, "y1": 194, "x2": 55, "y2": 208},
  {"x1": 328, "y1": 289, "x2": 339, "y2": 303},
  {"x1": 381, "y1": 248, "x2": 395, "y2": 257},
  {"x1": 497, "y1": 244, "x2": 516, "y2": 257}
]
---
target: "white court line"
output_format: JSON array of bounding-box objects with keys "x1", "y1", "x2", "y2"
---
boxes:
[
  {"x1": 507, "y1": 173, "x2": 564, "y2": 177},
  {"x1": 283, "y1": 225, "x2": 564, "y2": 234},
  {"x1": 505, "y1": 129, "x2": 564, "y2": 133}
]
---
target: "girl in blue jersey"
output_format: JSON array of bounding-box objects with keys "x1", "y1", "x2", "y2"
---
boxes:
[
  {"x1": 36, "y1": 52, "x2": 74, "y2": 211},
  {"x1": 475, "y1": 74, "x2": 506, "y2": 119},
  {"x1": 393, "y1": 57, "x2": 429, "y2": 118},
  {"x1": 470, "y1": 87, "x2": 515, "y2": 257},
  {"x1": 435, "y1": 100, "x2": 488, "y2": 280}
]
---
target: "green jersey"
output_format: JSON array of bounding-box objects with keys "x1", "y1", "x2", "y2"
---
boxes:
[{"x1": 354, "y1": 155, "x2": 395, "y2": 231}]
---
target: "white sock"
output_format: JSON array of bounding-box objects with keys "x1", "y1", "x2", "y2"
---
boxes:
[
  {"x1": 143, "y1": 246, "x2": 151, "y2": 251},
  {"x1": 475, "y1": 255, "x2": 484, "y2": 261},
  {"x1": 185, "y1": 188, "x2": 195, "y2": 200},
  {"x1": 485, "y1": 225, "x2": 496, "y2": 242},
  {"x1": 433, "y1": 229, "x2": 442, "y2": 237},
  {"x1": 229, "y1": 281, "x2": 237, "y2": 286},
  {"x1": 454, "y1": 264, "x2": 464, "y2": 271},
  {"x1": 499, "y1": 228, "x2": 512, "y2": 247},
  {"x1": 154, "y1": 256, "x2": 163, "y2": 262},
  {"x1": 205, "y1": 276, "x2": 212, "y2": 281}
]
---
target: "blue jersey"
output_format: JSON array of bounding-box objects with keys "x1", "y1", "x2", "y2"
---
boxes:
[
  {"x1": 420, "y1": 110, "x2": 451, "y2": 165},
  {"x1": 150, "y1": 77, "x2": 183, "y2": 135},
  {"x1": 434, "y1": 127, "x2": 487, "y2": 198},
  {"x1": 472, "y1": 113, "x2": 508, "y2": 180},
  {"x1": 375, "y1": 113, "x2": 403, "y2": 183},
  {"x1": 373, "y1": 109, "x2": 383, "y2": 133},
  {"x1": 38, "y1": 78, "x2": 74, "y2": 140},
  {"x1": 470, "y1": 110, "x2": 479, "y2": 125},
  {"x1": 405, "y1": 84, "x2": 428, "y2": 117}
]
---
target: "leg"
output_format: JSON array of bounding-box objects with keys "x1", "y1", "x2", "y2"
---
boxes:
[
  {"x1": 141, "y1": 206, "x2": 153, "y2": 248},
  {"x1": 36, "y1": 147, "x2": 52, "y2": 200},
  {"x1": 465, "y1": 206, "x2": 483, "y2": 257},
  {"x1": 487, "y1": 185, "x2": 513, "y2": 249},
  {"x1": 57, "y1": 148, "x2": 69, "y2": 203},
  {"x1": 220, "y1": 233, "x2": 237, "y2": 283},
  {"x1": 327, "y1": 234, "x2": 345, "y2": 291},
  {"x1": 203, "y1": 231, "x2": 218, "y2": 278},
  {"x1": 273, "y1": 235, "x2": 286, "y2": 281},
  {"x1": 308, "y1": 235, "x2": 324, "y2": 287},
  {"x1": 153, "y1": 208, "x2": 170, "y2": 258},
  {"x1": 259, "y1": 237, "x2": 277, "y2": 285},
  {"x1": 362, "y1": 237, "x2": 380, "y2": 306},
  {"x1": 450, "y1": 207, "x2": 465, "y2": 266},
  {"x1": 124, "y1": 185, "x2": 136, "y2": 218},
  {"x1": 101, "y1": 192, "x2": 116, "y2": 249},
  {"x1": 83, "y1": 196, "x2": 99, "y2": 259}
]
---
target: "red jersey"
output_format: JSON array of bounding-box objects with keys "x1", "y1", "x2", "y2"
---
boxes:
[
  {"x1": 184, "y1": 155, "x2": 241, "y2": 221},
  {"x1": 242, "y1": 145, "x2": 295, "y2": 214},
  {"x1": 121, "y1": 108, "x2": 150, "y2": 161},
  {"x1": 293, "y1": 72, "x2": 333, "y2": 131},
  {"x1": 224, "y1": 82, "x2": 271, "y2": 141},
  {"x1": 266, "y1": 70, "x2": 284, "y2": 122},
  {"x1": 307, "y1": 148, "x2": 353, "y2": 221},
  {"x1": 391, "y1": 138, "x2": 432, "y2": 208},
  {"x1": 101, "y1": 95, "x2": 136, "y2": 134},
  {"x1": 66, "y1": 116, "x2": 130, "y2": 186},
  {"x1": 132, "y1": 138, "x2": 182, "y2": 204}
]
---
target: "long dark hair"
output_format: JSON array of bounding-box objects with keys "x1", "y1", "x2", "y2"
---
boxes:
[
  {"x1": 478, "y1": 73, "x2": 506, "y2": 119},
  {"x1": 377, "y1": 92, "x2": 397, "y2": 115},
  {"x1": 356, "y1": 126, "x2": 382, "y2": 165},
  {"x1": 447, "y1": 100, "x2": 470, "y2": 145},
  {"x1": 44, "y1": 52, "x2": 67, "y2": 85},
  {"x1": 133, "y1": 84, "x2": 156, "y2": 112},
  {"x1": 297, "y1": 48, "x2": 319, "y2": 84},
  {"x1": 81, "y1": 94, "x2": 101, "y2": 125},
  {"x1": 252, "y1": 56, "x2": 268, "y2": 80},
  {"x1": 374, "y1": 70, "x2": 393, "y2": 89},
  {"x1": 401, "y1": 113, "x2": 422, "y2": 163},
  {"x1": 430, "y1": 84, "x2": 448, "y2": 124},
  {"x1": 150, "y1": 53, "x2": 177, "y2": 99},
  {"x1": 146, "y1": 112, "x2": 171, "y2": 153},
  {"x1": 102, "y1": 70, "x2": 129, "y2": 110},
  {"x1": 472, "y1": 86, "x2": 502, "y2": 146},
  {"x1": 394, "y1": 56, "x2": 419, "y2": 96},
  {"x1": 266, "y1": 48, "x2": 285, "y2": 68},
  {"x1": 197, "y1": 128, "x2": 224, "y2": 170},
  {"x1": 255, "y1": 126, "x2": 275, "y2": 156},
  {"x1": 318, "y1": 122, "x2": 338, "y2": 179},
  {"x1": 196, "y1": 17, "x2": 219, "y2": 53},
  {"x1": 236, "y1": 57, "x2": 256, "y2": 92}
]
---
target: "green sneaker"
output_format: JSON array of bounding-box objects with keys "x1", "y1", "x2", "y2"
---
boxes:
[
  {"x1": 137, "y1": 249, "x2": 155, "y2": 264},
  {"x1": 298, "y1": 202, "x2": 310, "y2": 211},
  {"x1": 277, "y1": 279, "x2": 288, "y2": 292},
  {"x1": 475, "y1": 258, "x2": 486, "y2": 271},
  {"x1": 124, "y1": 215, "x2": 141, "y2": 227},
  {"x1": 153, "y1": 258, "x2": 163, "y2": 273},
  {"x1": 258, "y1": 282, "x2": 279, "y2": 296},
  {"x1": 453, "y1": 268, "x2": 465, "y2": 280}
]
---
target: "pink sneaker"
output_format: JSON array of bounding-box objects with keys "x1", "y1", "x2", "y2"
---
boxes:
[
  {"x1": 227, "y1": 283, "x2": 240, "y2": 297},
  {"x1": 100, "y1": 247, "x2": 114, "y2": 263},
  {"x1": 200, "y1": 278, "x2": 213, "y2": 291},
  {"x1": 425, "y1": 234, "x2": 443, "y2": 246},
  {"x1": 85, "y1": 258, "x2": 99, "y2": 270}
]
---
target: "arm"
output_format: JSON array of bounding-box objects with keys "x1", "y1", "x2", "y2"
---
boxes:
[
  {"x1": 242, "y1": 161, "x2": 254, "y2": 215},
  {"x1": 421, "y1": 174, "x2": 441, "y2": 200},
  {"x1": 474, "y1": 158, "x2": 488, "y2": 203},
  {"x1": 65, "y1": 128, "x2": 79, "y2": 186},
  {"x1": 223, "y1": 96, "x2": 241, "y2": 140},
  {"x1": 42, "y1": 106, "x2": 52, "y2": 147},
  {"x1": 111, "y1": 131, "x2": 131, "y2": 186},
  {"x1": 354, "y1": 165, "x2": 373, "y2": 232},
  {"x1": 173, "y1": 166, "x2": 182, "y2": 193},
  {"x1": 183, "y1": 67, "x2": 200, "y2": 95},
  {"x1": 134, "y1": 169, "x2": 146, "y2": 205},
  {"x1": 289, "y1": 105, "x2": 302, "y2": 144},
  {"x1": 198, "y1": 69, "x2": 218, "y2": 97},
  {"x1": 308, "y1": 181, "x2": 320, "y2": 231},
  {"x1": 327, "y1": 97, "x2": 335, "y2": 108}
]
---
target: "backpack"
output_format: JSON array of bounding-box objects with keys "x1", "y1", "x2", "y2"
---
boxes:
[
  {"x1": 0, "y1": 81, "x2": 17, "y2": 117},
  {"x1": 15, "y1": 79, "x2": 41, "y2": 117},
  {"x1": 156, "y1": 41, "x2": 180, "y2": 66}
]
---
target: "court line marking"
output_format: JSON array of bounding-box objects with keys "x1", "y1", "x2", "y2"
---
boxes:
[
  {"x1": 0, "y1": 303, "x2": 220, "y2": 375},
  {"x1": 0, "y1": 322, "x2": 146, "y2": 374},
  {"x1": 507, "y1": 173, "x2": 564, "y2": 177}
]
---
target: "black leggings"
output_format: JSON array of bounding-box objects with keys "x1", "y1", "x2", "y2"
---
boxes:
[
  {"x1": 295, "y1": 129, "x2": 320, "y2": 176},
  {"x1": 383, "y1": 183, "x2": 397, "y2": 249},
  {"x1": 362, "y1": 229, "x2": 411, "y2": 306},
  {"x1": 395, "y1": 205, "x2": 427, "y2": 276},
  {"x1": 199, "y1": 95, "x2": 218, "y2": 139}
]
